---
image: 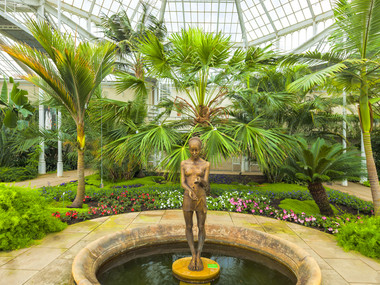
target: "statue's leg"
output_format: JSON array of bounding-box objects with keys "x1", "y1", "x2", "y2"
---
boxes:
[
  {"x1": 195, "y1": 210, "x2": 207, "y2": 271},
  {"x1": 183, "y1": 210, "x2": 196, "y2": 270}
]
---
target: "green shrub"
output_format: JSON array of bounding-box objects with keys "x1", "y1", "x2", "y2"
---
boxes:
[
  {"x1": 0, "y1": 186, "x2": 66, "y2": 250},
  {"x1": 0, "y1": 166, "x2": 37, "y2": 182},
  {"x1": 337, "y1": 216, "x2": 380, "y2": 259}
]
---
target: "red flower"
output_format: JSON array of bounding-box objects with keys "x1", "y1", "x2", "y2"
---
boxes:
[{"x1": 131, "y1": 208, "x2": 134, "y2": 212}]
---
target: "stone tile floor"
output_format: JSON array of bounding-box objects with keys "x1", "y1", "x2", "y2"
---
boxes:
[
  {"x1": 5, "y1": 171, "x2": 378, "y2": 284},
  {"x1": 1, "y1": 210, "x2": 379, "y2": 285}
]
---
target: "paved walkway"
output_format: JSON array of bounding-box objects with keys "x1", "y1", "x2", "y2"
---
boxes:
[
  {"x1": 325, "y1": 182, "x2": 373, "y2": 202},
  {"x1": 3, "y1": 171, "x2": 378, "y2": 284},
  {"x1": 11, "y1": 169, "x2": 95, "y2": 189},
  {"x1": 0, "y1": 210, "x2": 379, "y2": 285}
]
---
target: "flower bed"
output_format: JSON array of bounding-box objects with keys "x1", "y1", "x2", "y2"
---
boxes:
[{"x1": 43, "y1": 184, "x2": 374, "y2": 235}]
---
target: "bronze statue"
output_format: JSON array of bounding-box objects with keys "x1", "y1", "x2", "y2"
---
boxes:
[{"x1": 181, "y1": 137, "x2": 210, "y2": 271}]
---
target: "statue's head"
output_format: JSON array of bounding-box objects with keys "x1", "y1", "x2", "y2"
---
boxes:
[{"x1": 189, "y1": 137, "x2": 202, "y2": 159}]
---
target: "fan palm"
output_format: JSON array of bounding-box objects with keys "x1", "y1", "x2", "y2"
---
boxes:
[
  {"x1": 139, "y1": 28, "x2": 238, "y2": 126},
  {"x1": 1, "y1": 20, "x2": 116, "y2": 208},
  {"x1": 131, "y1": 29, "x2": 292, "y2": 176},
  {"x1": 283, "y1": 138, "x2": 363, "y2": 216},
  {"x1": 283, "y1": 0, "x2": 380, "y2": 215}
]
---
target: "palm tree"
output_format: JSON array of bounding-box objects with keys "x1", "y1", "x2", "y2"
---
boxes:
[
  {"x1": 283, "y1": 138, "x2": 363, "y2": 216},
  {"x1": 283, "y1": 0, "x2": 380, "y2": 215},
  {"x1": 111, "y1": 28, "x2": 293, "y2": 179},
  {"x1": 1, "y1": 20, "x2": 116, "y2": 208},
  {"x1": 100, "y1": 3, "x2": 167, "y2": 104}
]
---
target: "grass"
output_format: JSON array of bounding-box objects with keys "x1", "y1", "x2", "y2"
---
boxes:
[
  {"x1": 258, "y1": 183, "x2": 308, "y2": 193},
  {"x1": 48, "y1": 201, "x2": 89, "y2": 214},
  {"x1": 279, "y1": 199, "x2": 339, "y2": 215},
  {"x1": 84, "y1": 174, "x2": 170, "y2": 188}
]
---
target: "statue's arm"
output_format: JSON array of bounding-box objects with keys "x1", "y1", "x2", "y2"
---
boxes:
[{"x1": 204, "y1": 162, "x2": 210, "y2": 185}]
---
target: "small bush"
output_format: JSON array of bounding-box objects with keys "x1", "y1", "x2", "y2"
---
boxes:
[
  {"x1": 337, "y1": 216, "x2": 380, "y2": 259},
  {"x1": 0, "y1": 186, "x2": 66, "y2": 250},
  {"x1": 0, "y1": 166, "x2": 38, "y2": 182}
]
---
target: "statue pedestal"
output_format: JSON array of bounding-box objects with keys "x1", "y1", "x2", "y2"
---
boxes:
[{"x1": 172, "y1": 257, "x2": 220, "y2": 284}]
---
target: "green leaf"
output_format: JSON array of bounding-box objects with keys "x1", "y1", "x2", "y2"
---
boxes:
[
  {"x1": 11, "y1": 89, "x2": 28, "y2": 107},
  {"x1": 18, "y1": 109, "x2": 33, "y2": 117},
  {"x1": 1, "y1": 78, "x2": 8, "y2": 105},
  {"x1": 3, "y1": 109, "x2": 18, "y2": 128}
]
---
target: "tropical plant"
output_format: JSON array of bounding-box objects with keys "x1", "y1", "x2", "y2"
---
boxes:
[
  {"x1": 282, "y1": 138, "x2": 363, "y2": 216},
  {"x1": 0, "y1": 77, "x2": 34, "y2": 129},
  {"x1": 283, "y1": 0, "x2": 380, "y2": 215},
  {"x1": 100, "y1": 3, "x2": 167, "y2": 105},
  {"x1": 0, "y1": 20, "x2": 116, "y2": 208},
  {"x1": 139, "y1": 27, "x2": 245, "y2": 126},
  {"x1": 102, "y1": 29, "x2": 293, "y2": 180}
]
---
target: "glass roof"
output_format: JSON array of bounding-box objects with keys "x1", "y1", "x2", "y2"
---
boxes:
[{"x1": 0, "y1": 0, "x2": 335, "y2": 78}]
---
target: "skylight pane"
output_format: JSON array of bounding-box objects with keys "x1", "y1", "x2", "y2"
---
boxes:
[
  {"x1": 290, "y1": 0, "x2": 301, "y2": 11},
  {"x1": 274, "y1": 20, "x2": 282, "y2": 30},
  {"x1": 303, "y1": 8, "x2": 312, "y2": 19},
  {"x1": 312, "y1": 3, "x2": 322, "y2": 15}
]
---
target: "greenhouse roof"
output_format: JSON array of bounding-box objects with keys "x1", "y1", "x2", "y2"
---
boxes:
[{"x1": 0, "y1": 0, "x2": 335, "y2": 78}]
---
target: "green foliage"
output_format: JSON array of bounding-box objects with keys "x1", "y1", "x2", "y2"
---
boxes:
[
  {"x1": 0, "y1": 186, "x2": 66, "y2": 250},
  {"x1": 371, "y1": 130, "x2": 380, "y2": 175},
  {"x1": 279, "y1": 199, "x2": 338, "y2": 215},
  {"x1": 258, "y1": 183, "x2": 307, "y2": 193},
  {"x1": 283, "y1": 138, "x2": 363, "y2": 183},
  {"x1": 0, "y1": 147, "x2": 39, "y2": 182},
  {"x1": 337, "y1": 216, "x2": 380, "y2": 259},
  {"x1": 0, "y1": 166, "x2": 37, "y2": 182},
  {"x1": 0, "y1": 77, "x2": 34, "y2": 129}
]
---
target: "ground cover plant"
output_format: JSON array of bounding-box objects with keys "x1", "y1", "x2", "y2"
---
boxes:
[
  {"x1": 0, "y1": 185, "x2": 66, "y2": 251},
  {"x1": 337, "y1": 216, "x2": 380, "y2": 259},
  {"x1": 42, "y1": 177, "x2": 373, "y2": 237}
]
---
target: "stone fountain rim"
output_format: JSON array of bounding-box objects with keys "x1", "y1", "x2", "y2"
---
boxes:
[{"x1": 71, "y1": 223, "x2": 321, "y2": 285}]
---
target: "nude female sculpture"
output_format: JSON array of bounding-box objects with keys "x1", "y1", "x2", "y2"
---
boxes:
[{"x1": 181, "y1": 137, "x2": 210, "y2": 271}]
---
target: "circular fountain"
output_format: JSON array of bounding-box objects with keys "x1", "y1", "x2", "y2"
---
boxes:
[{"x1": 70, "y1": 223, "x2": 321, "y2": 285}]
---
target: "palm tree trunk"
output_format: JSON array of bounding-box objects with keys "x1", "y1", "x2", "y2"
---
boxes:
[
  {"x1": 69, "y1": 124, "x2": 85, "y2": 208},
  {"x1": 307, "y1": 182, "x2": 334, "y2": 216},
  {"x1": 362, "y1": 131, "x2": 380, "y2": 216}
]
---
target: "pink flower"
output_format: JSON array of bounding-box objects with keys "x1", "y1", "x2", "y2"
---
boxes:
[
  {"x1": 252, "y1": 209, "x2": 255, "y2": 213},
  {"x1": 322, "y1": 216, "x2": 327, "y2": 220},
  {"x1": 260, "y1": 210, "x2": 263, "y2": 213}
]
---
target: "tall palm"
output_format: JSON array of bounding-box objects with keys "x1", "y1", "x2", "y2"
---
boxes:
[
  {"x1": 283, "y1": 0, "x2": 380, "y2": 215},
  {"x1": 100, "y1": 3, "x2": 167, "y2": 104},
  {"x1": 283, "y1": 138, "x2": 363, "y2": 216},
  {"x1": 1, "y1": 20, "x2": 116, "y2": 208}
]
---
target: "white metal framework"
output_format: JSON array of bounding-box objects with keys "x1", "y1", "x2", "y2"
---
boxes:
[{"x1": 0, "y1": 0, "x2": 336, "y2": 78}]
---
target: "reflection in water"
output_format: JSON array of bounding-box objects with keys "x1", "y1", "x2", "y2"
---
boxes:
[{"x1": 98, "y1": 243, "x2": 295, "y2": 285}]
